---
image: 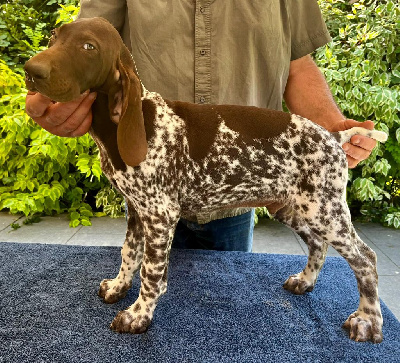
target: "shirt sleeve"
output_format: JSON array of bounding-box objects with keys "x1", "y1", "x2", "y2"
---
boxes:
[
  {"x1": 78, "y1": 0, "x2": 127, "y2": 32},
  {"x1": 287, "y1": 0, "x2": 331, "y2": 60}
]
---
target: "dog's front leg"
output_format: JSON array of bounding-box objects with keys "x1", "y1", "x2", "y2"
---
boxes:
[
  {"x1": 98, "y1": 203, "x2": 144, "y2": 304},
  {"x1": 110, "y1": 206, "x2": 180, "y2": 334}
]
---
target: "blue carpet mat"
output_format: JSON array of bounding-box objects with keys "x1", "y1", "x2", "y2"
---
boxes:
[{"x1": 0, "y1": 242, "x2": 399, "y2": 363}]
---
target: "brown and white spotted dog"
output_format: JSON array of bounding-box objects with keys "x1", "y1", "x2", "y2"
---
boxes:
[{"x1": 24, "y1": 18, "x2": 388, "y2": 342}]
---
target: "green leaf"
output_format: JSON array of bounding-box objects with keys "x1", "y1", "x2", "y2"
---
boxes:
[
  {"x1": 384, "y1": 212, "x2": 400, "y2": 229},
  {"x1": 392, "y1": 69, "x2": 400, "y2": 78},
  {"x1": 352, "y1": 87, "x2": 362, "y2": 100},
  {"x1": 386, "y1": 1, "x2": 395, "y2": 12},
  {"x1": 69, "y1": 219, "x2": 81, "y2": 228},
  {"x1": 373, "y1": 92, "x2": 384, "y2": 105},
  {"x1": 352, "y1": 178, "x2": 378, "y2": 201},
  {"x1": 70, "y1": 211, "x2": 80, "y2": 220},
  {"x1": 91, "y1": 161, "x2": 102, "y2": 180},
  {"x1": 396, "y1": 128, "x2": 400, "y2": 144},
  {"x1": 79, "y1": 209, "x2": 93, "y2": 217},
  {"x1": 371, "y1": 159, "x2": 391, "y2": 176}
]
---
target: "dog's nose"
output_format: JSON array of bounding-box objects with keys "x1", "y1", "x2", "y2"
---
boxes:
[{"x1": 24, "y1": 61, "x2": 51, "y2": 81}]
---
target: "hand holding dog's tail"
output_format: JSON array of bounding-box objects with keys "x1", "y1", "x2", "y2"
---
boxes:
[{"x1": 332, "y1": 127, "x2": 388, "y2": 145}]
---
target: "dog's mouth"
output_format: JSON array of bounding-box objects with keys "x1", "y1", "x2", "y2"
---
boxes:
[
  {"x1": 25, "y1": 73, "x2": 38, "y2": 92},
  {"x1": 24, "y1": 73, "x2": 50, "y2": 97},
  {"x1": 24, "y1": 77, "x2": 79, "y2": 103}
]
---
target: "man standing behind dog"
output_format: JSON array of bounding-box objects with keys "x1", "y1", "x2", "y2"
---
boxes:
[{"x1": 25, "y1": 0, "x2": 377, "y2": 252}]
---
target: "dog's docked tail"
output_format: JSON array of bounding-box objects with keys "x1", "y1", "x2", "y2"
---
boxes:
[{"x1": 332, "y1": 127, "x2": 388, "y2": 144}]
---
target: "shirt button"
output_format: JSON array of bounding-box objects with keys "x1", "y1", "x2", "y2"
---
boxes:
[
  {"x1": 199, "y1": 96, "x2": 206, "y2": 103},
  {"x1": 200, "y1": 49, "x2": 207, "y2": 56}
]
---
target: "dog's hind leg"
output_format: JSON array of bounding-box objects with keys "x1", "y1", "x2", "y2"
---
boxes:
[
  {"x1": 302, "y1": 198, "x2": 383, "y2": 343},
  {"x1": 98, "y1": 202, "x2": 145, "y2": 304},
  {"x1": 341, "y1": 229, "x2": 383, "y2": 343},
  {"x1": 275, "y1": 206, "x2": 328, "y2": 294}
]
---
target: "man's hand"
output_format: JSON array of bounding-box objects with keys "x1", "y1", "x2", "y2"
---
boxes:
[
  {"x1": 284, "y1": 56, "x2": 378, "y2": 169},
  {"x1": 330, "y1": 119, "x2": 377, "y2": 168},
  {"x1": 25, "y1": 90, "x2": 97, "y2": 137}
]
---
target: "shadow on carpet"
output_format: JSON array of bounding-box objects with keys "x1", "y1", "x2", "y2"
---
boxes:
[{"x1": 0, "y1": 242, "x2": 399, "y2": 363}]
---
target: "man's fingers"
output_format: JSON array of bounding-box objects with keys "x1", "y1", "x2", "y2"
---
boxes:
[
  {"x1": 70, "y1": 109, "x2": 93, "y2": 137},
  {"x1": 343, "y1": 119, "x2": 375, "y2": 131},
  {"x1": 42, "y1": 90, "x2": 91, "y2": 127},
  {"x1": 346, "y1": 154, "x2": 358, "y2": 169},
  {"x1": 343, "y1": 138, "x2": 375, "y2": 169},
  {"x1": 339, "y1": 119, "x2": 377, "y2": 168},
  {"x1": 43, "y1": 92, "x2": 96, "y2": 137},
  {"x1": 358, "y1": 120, "x2": 375, "y2": 130},
  {"x1": 25, "y1": 92, "x2": 54, "y2": 118},
  {"x1": 49, "y1": 92, "x2": 96, "y2": 134},
  {"x1": 39, "y1": 109, "x2": 93, "y2": 137},
  {"x1": 350, "y1": 135, "x2": 377, "y2": 152}
]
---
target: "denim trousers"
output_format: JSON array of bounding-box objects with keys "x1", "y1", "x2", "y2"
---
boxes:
[{"x1": 171, "y1": 210, "x2": 255, "y2": 252}]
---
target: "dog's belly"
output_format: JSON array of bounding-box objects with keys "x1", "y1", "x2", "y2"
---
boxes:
[
  {"x1": 180, "y1": 196, "x2": 285, "y2": 221},
  {"x1": 179, "y1": 177, "x2": 288, "y2": 216}
]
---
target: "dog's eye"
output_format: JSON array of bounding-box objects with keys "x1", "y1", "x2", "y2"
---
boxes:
[{"x1": 83, "y1": 43, "x2": 96, "y2": 50}]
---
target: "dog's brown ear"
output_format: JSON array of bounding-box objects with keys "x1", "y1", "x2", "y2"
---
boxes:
[{"x1": 108, "y1": 45, "x2": 147, "y2": 167}]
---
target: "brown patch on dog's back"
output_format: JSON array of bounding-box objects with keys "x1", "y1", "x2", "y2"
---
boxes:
[
  {"x1": 216, "y1": 105, "x2": 291, "y2": 143},
  {"x1": 166, "y1": 100, "x2": 220, "y2": 161},
  {"x1": 166, "y1": 100, "x2": 291, "y2": 161}
]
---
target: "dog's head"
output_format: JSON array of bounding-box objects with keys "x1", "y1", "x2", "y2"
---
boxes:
[{"x1": 24, "y1": 17, "x2": 147, "y2": 166}]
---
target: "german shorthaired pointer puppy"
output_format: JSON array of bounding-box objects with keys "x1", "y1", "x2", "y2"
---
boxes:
[{"x1": 24, "y1": 18, "x2": 387, "y2": 342}]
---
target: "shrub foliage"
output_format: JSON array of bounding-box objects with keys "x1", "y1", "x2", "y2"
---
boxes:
[
  {"x1": 0, "y1": 0, "x2": 122, "y2": 227},
  {"x1": 0, "y1": 0, "x2": 399, "y2": 227},
  {"x1": 316, "y1": 0, "x2": 400, "y2": 228}
]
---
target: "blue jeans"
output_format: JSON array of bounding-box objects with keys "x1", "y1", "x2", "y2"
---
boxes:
[{"x1": 171, "y1": 210, "x2": 255, "y2": 252}]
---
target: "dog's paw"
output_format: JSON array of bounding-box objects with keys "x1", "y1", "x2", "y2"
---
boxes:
[
  {"x1": 283, "y1": 273, "x2": 315, "y2": 295},
  {"x1": 343, "y1": 311, "x2": 383, "y2": 343},
  {"x1": 98, "y1": 278, "x2": 131, "y2": 304},
  {"x1": 110, "y1": 310, "x2": 151, "y2": 334}
]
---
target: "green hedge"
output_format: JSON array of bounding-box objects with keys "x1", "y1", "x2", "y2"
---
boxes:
[
  {"x1": 0, "y1": 0, "x2": 124, "y2": 227},
  {"x1": 1, "y1": 0, "x2": 399, "y2": 228},
  {"x1": 316, "y1": 0, "x2": 400, "y2": 228}
]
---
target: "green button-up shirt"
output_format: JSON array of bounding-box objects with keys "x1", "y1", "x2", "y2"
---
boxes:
[{"x1": 79, "y1": 0, "x2": 331, "y2": 223}]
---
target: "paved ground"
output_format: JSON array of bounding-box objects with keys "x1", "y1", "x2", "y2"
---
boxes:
[{"x1": 0, "y1": 211, "x2": 399, "y2": 319}]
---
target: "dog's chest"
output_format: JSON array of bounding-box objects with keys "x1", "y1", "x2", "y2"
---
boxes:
[{"x1": 93, "y1": 96, "x2": 184, "y2": 204}]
